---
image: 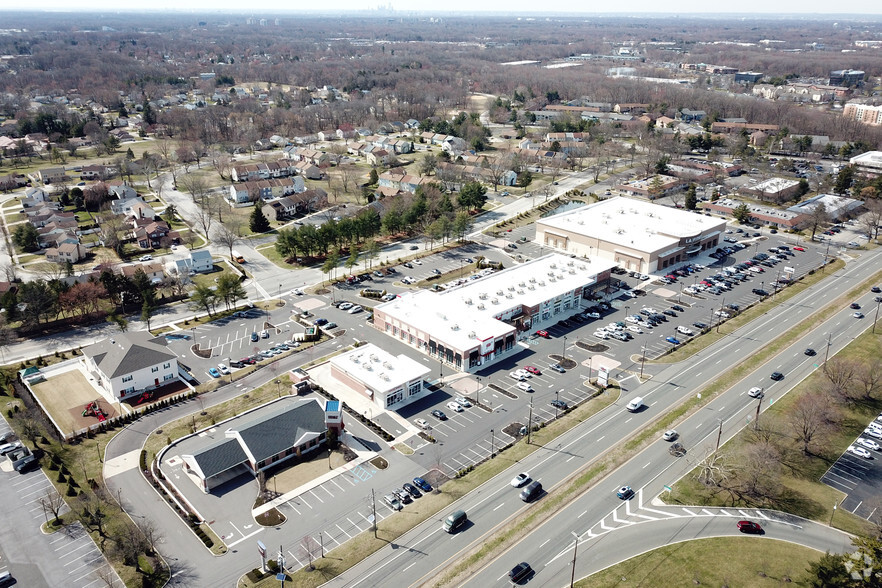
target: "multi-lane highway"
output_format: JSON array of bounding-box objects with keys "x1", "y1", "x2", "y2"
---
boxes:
[{"x1": 325, "y1": 246, "x2": 881, "y2": 587}]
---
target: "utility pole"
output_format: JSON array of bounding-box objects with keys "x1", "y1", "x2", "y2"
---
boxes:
[
  {"x1": 875, "y1": 299, "x2": 881, "y2": 334},
  {"x1": 527, "y1": 399, "x2": 534, "y2": 444},
  {"x1": 716, "y1": 298, "x2": 725, "y2": 333},
  {"x1": 753, "y1": 390, "x2": 763, "y2": 429},
  {"x1": 371, "y1": 489, "x2": 377, "y2": 538},
  {"x1": 715, "y1": 418, "x2": 723, "y2": 452},
  {"x1": 824, "y1": 333, "x2": 832, "y2": 365}
]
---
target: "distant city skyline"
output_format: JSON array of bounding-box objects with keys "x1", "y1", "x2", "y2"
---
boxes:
[{"x1": 3, "y1": 1, "x2": 882, "y2": 16}]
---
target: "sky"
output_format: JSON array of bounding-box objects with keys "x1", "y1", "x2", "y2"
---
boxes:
[{"x1": 4, "y1": 1, "x2": 882, "y2": 15}]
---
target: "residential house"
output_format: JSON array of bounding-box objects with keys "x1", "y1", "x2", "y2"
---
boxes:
[
  {"x1": 108, "y1": 185, "x2": 137, "y2": 201},
  {"x1": 317, "y1": 130, "x2": 338, "y2": 142},
  {"x1": 366, "y1": 149, "x2": 392, "y2": 166},
  {"x1": 189, "y1": 250, "x2": 214, "y2": 273},
  {"x1": 121, "y1": 262, "x2": 166, "y2": 284},
  {"x1": 21, "y1": 187, "x2": 48, "y2": 208},
  {"x1": 33, "y1": 167, "x2": 69, "y2": 185},
  {"x1": 45, "y1": 242, "x2": 86, "y2": 264},
  {"x1": 112, "y1": 197, "x2": 156, "y2": 221},
  {"x1": 262, "y1": 197, "x2": 299, "y2": 221},
  {"x1": 132, "y1": 220, "x2": 179, "y2": 250},
  {"x1": 81, "y1": 332, "x2": 180, "y2": 402},
  {"x1": 436, "y1": 162, "x2": 517, "y2": 187},
  {"x1": 81, "y1": 165, "x2": 117, "y2": 181}
]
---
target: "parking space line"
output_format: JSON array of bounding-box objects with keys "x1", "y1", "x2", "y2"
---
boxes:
[{"x1": 309, "y1": 489, "x2": 325, "y2": 504}]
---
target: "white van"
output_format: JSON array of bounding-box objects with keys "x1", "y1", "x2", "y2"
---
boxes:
[{"x1": 626, "y1": 397, "x2": 644, "y2": 412}]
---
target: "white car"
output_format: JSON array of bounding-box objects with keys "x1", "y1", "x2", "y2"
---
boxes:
[
  {"x1": 607, "y1": 323, "x2": 623, "y2": 331},
  {"x1": 856, "y1": 437, "x2": 881, "y2": 451},
  {"x1": 593, "y1": 331, "x2": 609, "y2": 339},
  {"x1": 402, "y1": 276, "x2": 417, "y2": 284},
  {"x1": 747, "y1": 387, "x2": 764, "y2": 398},
  {"x1": 446, "y1": 401, "x2": 463, "y2": 413},
  {"x1": 676, "y1": 326, "x2": 693, "y2": 336},
  {"x1": 514, "y1": 369, "x2": 532, "y2": 379},
  {"x1": 625, "y1": 315, "x2": 640, "y2": 324},
  {"x1": 510, "y1": 472, "x2": 531, "y2": 488},
  {"x1": 454, "y1": 396, "x2": 472, "y2": 408},
  {"x1": 139, "y1": 254, "x2": 153, "y2": 262},
  {"x1": 627, "y1": 325, "x2": 643, "y2": 334},
  {"x1": 217, "y1": 363, "x2": 230, "y2": 374},
  {"x1": 509, "y1": 371, "x2": 527, "y2": 381},
  {"x1": 864, "y1": 428, "x2": 882, "y2": 440},
  {"x1": 642, "y1": 307, "x2": 657, "y2": 314},
  {"x1": 414, "y1": 418, "x2": 429, "y2": 429},
  {"x1": 383, "y1": 493, "x2": 403, "y2": 511},
  {"x1": 516, "y1": 381, "x2": 534, "y2": 393},
  {"x1": 715, "y1": 311, "x2": 731, "y2": 319},
  {"x1": 413, "y1": 259, "x2": 422, "y2": 265},
  {"x1": 848, "y1": 445, "x2": 872, "y2": 459},
  {"x1": 623, "y1": 290, "x2": 637, "y2": 298},
  {"x1": 338, "y1": 302, "x2": 353, "y2": 310},
  {"x1": 348, "y1": 305, "x2": 364, "y2": 314},
  {"x1": 291, "y1": 288, "x2": 304, "y2": 296}
]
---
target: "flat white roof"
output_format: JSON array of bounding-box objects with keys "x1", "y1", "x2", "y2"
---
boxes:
[
  {"x1": 851, "y1": 151, "x2": 882, "y2": 170},
  {"x1": 752, "y1": 177, "x2": 799, "y2": 193},
  {"x1": 377, "y1": 253, "x2": 615, "y2": 351},
  {"x1": 788, "y1": 194, "x2": 863, "y2": 217},
  {"x1": 330, "y1": 343, "x2": 430, "y2": 393},
  {"x1": 537, "y1": 197, "x2": 726, "y2": 254}
]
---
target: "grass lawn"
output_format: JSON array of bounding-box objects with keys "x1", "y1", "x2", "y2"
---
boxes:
[
  {"x1": 190, "y1": 264, "x2": 237, "y2": 289},
  {"x1": 255, "y1": 242, "x2": 290, "y2": 269},
  {"x1": 580, "y1": 537, "x2": 821, "y2": 587},
  {"x1": 666, "y1": 328, "x2": 882, "y2": 538}
]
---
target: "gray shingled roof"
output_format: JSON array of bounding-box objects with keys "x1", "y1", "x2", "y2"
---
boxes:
[
  {"x1": 82, "y1": 332, "x2": 177, "y2": 379},
  {"x1": 235, "y1": 400, "x2": 325, "y2": 464},
  {"x1": 188, "y1": 439, "x2": 248, "y2": 479}
]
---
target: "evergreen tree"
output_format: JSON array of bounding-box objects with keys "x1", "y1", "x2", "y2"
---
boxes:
[
  {"x1": 684, "y1": 184, "x2": 698, "y2": 210},
  {"x1": 250, "y1": 205, "x2": 271, "y2": 233}
]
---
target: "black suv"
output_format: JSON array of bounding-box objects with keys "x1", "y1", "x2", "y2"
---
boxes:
[{"x1": 509, "y1": 562, "x2": 533, "y2": 583}]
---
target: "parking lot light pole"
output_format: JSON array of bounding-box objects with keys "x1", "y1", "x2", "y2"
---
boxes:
[
  {"x1": 490, "y1": 429, "x2": 495, "y2": 458},
  {"x1": 562, "y1": 335, "x2": 568, "y2": 364},
  {"x1": 640, "y1": 344, "x2": 646, "y2": 379},
  {"x1": 275, "y1": 379, "x2": 281, "y2": 398},
  {"x1": 555, "y1": 390, "x2": 560, "y2": 419}
]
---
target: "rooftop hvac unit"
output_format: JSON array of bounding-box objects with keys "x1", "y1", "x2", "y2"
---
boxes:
[
  {"x1": 465, "y1": 298, "x2": 472, "y2": 305},
  {"x1": 492, "y1": 298, "x2": 499, "y2": 304},
  {"x1": 479, "y1": 293, "x2": 488, "y2": 300},
  {"x1": 468, "y1": 331, "x2": 476, "y2": 339},
  {"x1": 383, "y1": 362, "x2": 393, "y2": 369},
  {"x1": 548, "y1": 271, "x2": 555, "y2": 276},
  {"x1": 539, "y1": 281, "x2": 545, "y2": 286},
  {"x1": 370, "y1": 354, "x2": 379, "y2": 362},
  {"x1": 569, "y1": 269, "x2": 576, "y2": 274},
  {"x1": 451, "y1": 324, "x2": 459, "y2": 331},
  {"x1": 528, "y1": 285, "x2": 535, "y2": 290},
  {"x1": 567, "y1": 261, "x2": 574, "y2": 266},
  {"x1": 519, "y1": 281, "x2": 526, "y2": 287},
  {"x1": 550, "y1": 263, "x2": 557, "y2": 269},
  {"x1": 508, "y1": 286, "x2": 515, "y2": 291},
  {"x1": 506, "y1": 293, "x2": 513, "y2": 299},
  {"x1": 364, "y1": 364, "x2": 373, "y2": 371},
  {"x1": 477, "y1": 303, "x2": 485, "y2": 310},
  {"x1": 382, "y1": 374, "x2": 390, "y2": 381},
  {"x1": 549, "y1": 276, "x2": 556, "y2": 282},
  {"x1": 518, "y1": 290, "x2": 525, "y2": 294},
  {"x1": 579, "y1": 265, "x2": 587, "y2": 270},
  {"x1": 497, "y1": 290, "x2": 504, "y2": 295},
  {"x1": 529, "y1": 278, "x2": 536, "y2": 283}
]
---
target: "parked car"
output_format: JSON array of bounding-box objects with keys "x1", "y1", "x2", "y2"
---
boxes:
[
  {"x1": 431, "y1": 409, "x2": 447, "y2": 420},
  {"x1": 414, "y1": 418, "x2": 429, "y2": 429},
  {"x1": 550, "y1": 363, "x2": 566, "y2": 373},
  {"x1": 454, "y1": 396, "x2": 472, "y2": 408},
  {"x1": 848, "y1": 445, "x2": 872, "y2": 459},
  {"x1": 446, "y1": 401, "x2": 464, "y2": 413},
  {"x1": 665, "y1": 336, "x2": 681, "y2": 345},
  {"x1": 524, "y1": 366, "x2": 541, "y2": 375},
  {"x1": 413, "y1": 477, "x2": 432, "y2": 492},
  {"x1": 403, "y1": 482, "x2": 421, "y2": 498},
  {"x1": 535, "y1": 330, "x2": 550, "y2": 339},
  {"x1": 856, "y1": 437, "x2": 881, "y2": 452},
  {"x1": 208, "y1": 367, "x2": 221, "y2": 378},
  {"x1": 383, "y1": 494, "x2": 403, "y2": 511},
  {"x1": 217, "y1": 363, "x2": 229, "y2": 374},
  {"x1": 551, "y1": 399, "x2": 568, "y2": 410},
  {"x1": 516, "y1": 381, "x2": 534, "y2": 393}
]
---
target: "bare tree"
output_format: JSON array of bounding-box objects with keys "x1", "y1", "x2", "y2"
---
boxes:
[
  {"x1": 854, "y1": 361, "x2": 882, "y2": 401},
  {"x1": 210, "y1": 150, "x2": 233, "y2": 181},
  {"x1": 299, "y1": 534, "x2": 322, "y2": 570},
  {"x1": 807, "y1": 202, "x2": 829, "y2": 241},
  {"x1": 212, "y1": 220, "x2": 243, "y2": 261},
  {"x1": 695, "y1": 447, "x2": 734, "y2": 487},
  {"x1": 861, "y1": 196, "x2": 882, "y2": 241},
  {"x1": 178, "y1": 173, "x2": 210, "y2": 202},
  {"x1": 738, "y1": 440, "x2": 781, "y2": 501},
  {"x1": 788, "y1": 390, "x2": 833, "y2": 454},
  {"x1": 93, "y1": 565, "x2": 119, "y2": 588},
  {"x1": 133, "y1": 516, "x2": 162, "y2": 556},
  {"x1": 39, "y1": 488, "x2": 66, "y2": 524},
  {"x1": 823, "y1": 357, "x2": 859, "y2": 404}
]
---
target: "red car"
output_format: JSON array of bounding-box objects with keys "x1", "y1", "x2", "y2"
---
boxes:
[
  {"x1": 524, "y1": 366, "x2": 541, "y2": 375},
  {"x1": 736, "y1": 520, "x2": 763, "y2": 534},
  {"x1": 794, "y1": 246, "x2": 805, "y2": 252},
  {"x1": 535, "y1": 330, "x2": 550, "y2": 339}
]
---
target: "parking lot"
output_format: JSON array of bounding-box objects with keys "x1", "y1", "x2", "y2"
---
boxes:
[
  {"x1": 822, "y1": 417, "x2": 882, "y2": 520},
  {"x1": 0, "y1": 418, "x2": 121, "y2": 588}
]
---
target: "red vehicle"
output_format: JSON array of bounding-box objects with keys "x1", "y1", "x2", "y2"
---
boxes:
[
  {"x1": 794, "y1": 246, "x2": 805, "y2": 251},
  {"x1": 524, "y1": 366, "x2": 541, "y2": 375},
  {"x1": 534, "y1": 330, "x2": 550, "y2": 339},
  {"x1": 736, "y1": 520, "x2": 763, "y2": 534}
]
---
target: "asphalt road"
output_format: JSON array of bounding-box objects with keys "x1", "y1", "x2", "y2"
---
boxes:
[{"x1": 323, "y1": 244, "x2": 881, "y2": 588}]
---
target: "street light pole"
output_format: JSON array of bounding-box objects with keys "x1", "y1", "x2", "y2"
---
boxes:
[
  {"x1": 275, "y1": 379, "x2": 281, "y2": 398},
  {"x1": 824, "y1": 333, "x2": 832, "y2": 365},
  {"x1": 715, "y1": 418, "x2": 723, "y2": 452},
  {"x1": 527, "y1": 399, "x2": 534, "y2": 444},
  {"x1": 555, "y1": 390, "x2": 560, "y2": 420},
  {"x1": 490, "y1": 429, "x2": 495, "y2": 458},
  {"x1": 753, "y1": 389, "x2": 763, "y2": 429},
  {"x1": 639, "y1": 344, "x2": 646, "y2": 379},
  {"x1": 562, "y1": 335, "x2": 568, "y2": 364}
]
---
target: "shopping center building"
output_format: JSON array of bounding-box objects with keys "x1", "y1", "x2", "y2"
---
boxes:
[
  {"x1": 535, "y1": 197, "x2": 727, "y2": 273},
  {"x1": 371, "y1": 253, "x2": 616, "y2": 373}
]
